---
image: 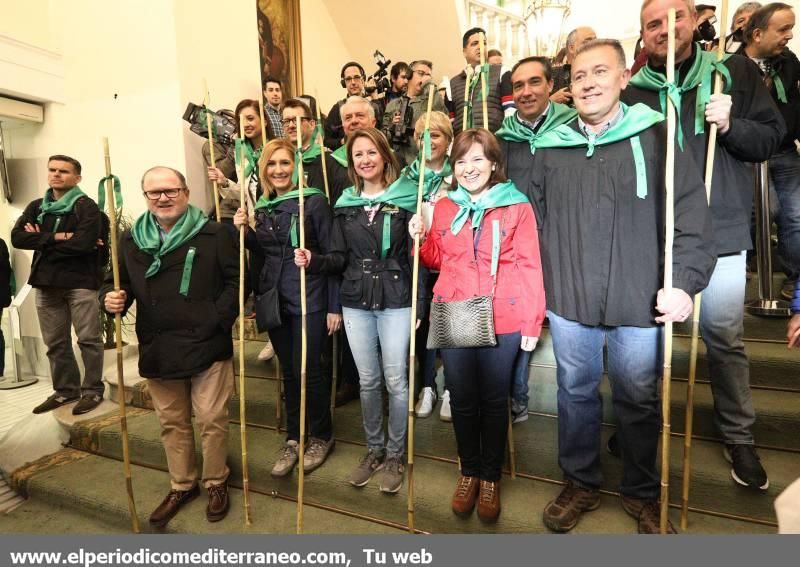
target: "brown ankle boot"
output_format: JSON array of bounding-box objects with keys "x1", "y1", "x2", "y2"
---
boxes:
[
  {"x1": 476, "y1": 480, "x2": 501, "y2": 523},
  {"x1": 206, "y1": 482, "x2": 230, "y2": 522},
  {"x1": 451, "y1": 475, "x2": 479, "y2": 517}
]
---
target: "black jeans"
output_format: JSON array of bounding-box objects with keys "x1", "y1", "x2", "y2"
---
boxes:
[
  {"x1": 440, "y1": 332, "x2": 520, "y2": 482},
  {"x1": 269, "y1": 309, "x2": 332, "y2": 442}
]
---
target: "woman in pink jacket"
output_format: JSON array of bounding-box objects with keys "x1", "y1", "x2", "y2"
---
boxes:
[{"x1": 410, "y1": 128, "x2": 545, "y2": 523}]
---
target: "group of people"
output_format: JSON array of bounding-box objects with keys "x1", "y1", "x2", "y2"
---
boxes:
[{"x1": 7, "y1": 0, "x2": 799, "y2": 535}]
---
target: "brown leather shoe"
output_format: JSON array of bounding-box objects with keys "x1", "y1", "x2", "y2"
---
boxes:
[
  {"x1": 542, "y1": 481, "x2": 600, "y2": 533},
  {"x1": 149, "y1": 485, "x2": 200, "y2": 527},
  {"x1": 476, "y1": 480, "x2": 501, "y2": 523},
  {"x1": 206, "y1": 482, "x2": 230, "y2": 522},
  {"x1": 451, "y1": 475, "x2": 479, "y2": 517},
  {"x1": 621, "y1": 495, "x2": 677, "y2": 534}
]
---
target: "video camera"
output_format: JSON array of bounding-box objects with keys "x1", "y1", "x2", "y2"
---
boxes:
[
  {"x1": 365, "y1": 50, "x2": 392, "y2": 97},
  {"x1": 182, "y1": 102, "x2": 237, "y2": 147}
]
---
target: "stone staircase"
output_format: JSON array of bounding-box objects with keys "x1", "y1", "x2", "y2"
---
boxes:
[{"x1": 0, "y1": 277, "x2": 797, "y2": 534}]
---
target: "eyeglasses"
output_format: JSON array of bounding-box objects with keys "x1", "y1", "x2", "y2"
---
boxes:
[
  {"x1": 344, "y1": 75, "x2": 363, "y2": 83},
  {"x1": 280, "y1": 117, "x2": 312, "y2": 126},
  {"x1": 143, "y1": 188, "x2": 184, "y2": 200}
]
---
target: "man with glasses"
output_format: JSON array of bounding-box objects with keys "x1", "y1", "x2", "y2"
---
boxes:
[
  {"x1": 381, "y1": 60, "x2": 446, "y2": 166},
  {"x1": 324, "y1": 62, "x2": 368, "y2": 150},
  {"x1": 12, "y1": 155, "x2": 107, "y2": 416},
  {"x1": 101, "y1": 166, "x2": 238, "y2": 528}
]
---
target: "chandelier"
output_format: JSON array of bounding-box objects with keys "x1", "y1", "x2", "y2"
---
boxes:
[{"x1": 524, "y1": 0, "x2": 572, "y2": 59}]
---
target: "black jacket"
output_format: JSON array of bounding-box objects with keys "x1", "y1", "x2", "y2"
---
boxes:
[
  {"x1": 622, "y1": 49, "x2": 786, "y2": 254},
  {"x1": 99, "y1": 221, "x2": 238, "y2": 380},
  {"x1": 11, "y1": 194, "x2": 106, "y2": 290},
  {"x1": 244, "y1": 194, "x2": 340, "y2": 316},
  {"x1": 0, "y1": 238, "x2": 11, "y2": 308},
  {"x1": 530, "y1": 120, "x2": 716, "y2": 328},
  {"x1": 303, "y1": 152, "x2": 350, "y2": 207},
  {"x1": 318, "y1": 202, "x2": 428, "y2": 317}
]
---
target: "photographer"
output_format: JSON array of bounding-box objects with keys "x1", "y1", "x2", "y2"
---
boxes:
[
  {"x1": 324, "y1": 62, "x2": 368, "y2": 150},
  {"x1": 387, "y1": 62, "x2": 411, "y2": 105},
  {"x1": 381, "y1": 60, "x2": 446, "y2": 166}
]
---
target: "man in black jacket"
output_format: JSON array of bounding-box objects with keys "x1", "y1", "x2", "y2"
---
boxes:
[
  {"x1": 0, "y1": 237, "x2": 11, "y2": 378},
  {"x1": 740, "y1": 3, "x2": 800, "y2": 298},
  {"x1": 102, "y1": 166, "x2": 238, "y2": 527},
  {"x1": 11, "y1": 155, "x2": 106, "y2": 415},
  {"x1": 324, "y1": 61, "x2": 368, "y2": 150},
  {"x1": 624, "y1": 0, "x2": 785, "y2": 492}
]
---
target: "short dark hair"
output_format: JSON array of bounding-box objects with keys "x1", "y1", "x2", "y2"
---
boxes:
[
  {"x1": 510, "y1": 56, "x2": 553, "y2": 82},
  {"x1": 264, "y1": 76, "x2": 282, "y2": 89},
  {"x1": 410, "y1": 59, "x2": 434, "y2": 72},
  {"x1": 744, "y1": 2, "x2": 793, "y2": 43},
  {"x1": 48, "y1": 155, "x2": 81, "y2": 175},
  {"x1": 281, "y1": 98, "x2": 313, "y2": 119},
  {"x1": 574, "y1": 39, "x2": 627, "y2": 71},
  {"x1": 462, "y1": 27, "x2": 486, "y2": 48},
  {"x1": 140, "y1": 166, "x2": 187, "y2": 190},
  {"x1": 340, "y1": 61, "x2": 366, "y2": 80},
  {"x1": 390, "y1": 61, "x2": 411, "y2": 80},
  {"x1": 449, "y1": 129, "x2": 507, "y2": 190},
  {"x1": 487, "y1": 48, "x2": 502, "y2": 58}
]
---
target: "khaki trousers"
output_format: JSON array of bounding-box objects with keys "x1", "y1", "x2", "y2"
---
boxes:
[{"x1": 147, "y1": 359, "x2": 234, "y2": 490}]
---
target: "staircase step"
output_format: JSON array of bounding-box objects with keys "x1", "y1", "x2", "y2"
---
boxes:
[
  {"x1": 4, "y1": 449, "x2": 401, "y2": 534},
  {"x1": 74, "y1": 406, "x2": 795, "y2": 526}
]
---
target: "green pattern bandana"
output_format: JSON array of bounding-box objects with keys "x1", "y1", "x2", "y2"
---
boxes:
[
  {"x1": 535, "y1": 103, "x2": 664, "y2": 199},
  {"x1": 96, "y1": 175, "x2": 124, "y2": 212},
  {"x1": 401, "y1": 158, "x2": 453, "y2": 201},
  {"x1": 331, "y1": 145, "x2": 348, "y2": 167},
  {"x1": 448, "y1": 181, "x2": 528, "y2": 235},
  {"x1": 464, "y1": 63, "x2": 490, "y2": 129},
  {"x1": 334, "y1": 176, "x2": 418, "y2": 213},
  {"x1": 254, "y1": 187, "x2": 326, "y2": 214},
  {"x1": 496, "y1": 103, "x2": 578, "y2": 154},
  {"x1": 234, "y1": 138, "x2": 262, "y2": 179},
  {"x1": 37, "y1": 186, "x2": 89, "y2": 224},
  {"x1": 130, "y1": 205, "x2": 208, "y2": 279},
  {"x1": 771, "y1": 70, "x2": 788, "y2": 103},
  {"x1": 629, "y1": 45, "x2": 732, "y2": 148}
]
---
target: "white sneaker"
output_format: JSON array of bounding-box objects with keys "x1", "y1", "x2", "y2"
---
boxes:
[
  {"x1": 257, "y1": 341, "x2": 275, "y2": 361},
  {"x1": 439, "y1": 389, "x2": 452, "y2": 422},
  {"x1": 415, "y1": 387, "x2": 437, "y2": 418}
]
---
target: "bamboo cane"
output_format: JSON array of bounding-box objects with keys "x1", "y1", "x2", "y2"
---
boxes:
[
  {"x1": 462, "y1": 66, "x2": 474, "y2": 132},
  {"x1": 660, "y1": 7, "x2": 677, "y2": 535},
  {"x1": 102, "y1": 138, "x2": 140, "y2": 534},
  {"x1": 203, "y1": 80, "x2": 222, "y2": 222},
  {"x1": 479, "y1": 32, "x2": 489, "y2": 130},
  {"x1": 296, "y1": 115, "x2": 309, "y2": 534},
  {"x1": 276, "y1": 359, "x2": 283, "y2": 433},
  {"x1": 258, "y1": 95, "x2": 269, "y2": 148},
  {"x1": 237, "y1": 121, "x2": 253, "y2": 526},
  {"x1": 507, "y1": 399, "x2": 516, "y2": 479},
  {"x1": 681, "y1": 0, "x2": 727, "y2": 531},
  {"x1": 407, "y1": 86, "x2": 437, "y2": 534},
  {"x1": 315, "y1": 96, "x2": 332, "y2": 202}
]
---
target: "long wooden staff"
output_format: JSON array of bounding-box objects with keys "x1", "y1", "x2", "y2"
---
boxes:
[
  {"x1": 462, "y1": 66, "x2": 474, "y2": 132},
  {"x1": 258, "y1": 95, "x2": 269, "y2": 147},
  {"x1": 203, "y1": 80, "x2": 222, "y2": 222},
  {"x1": 407, "y1": 85, "x2": 436, "y2": 534},
  {"x1": 237, "y1": 122, "x2": 253, "y2": 526},
  {"x1": 296, "y1": 115, "x2": 309, "y2": 534},
  {"x1": 102, "y1": 138, "x2": 140, "y2": 534},
  {"x1": 507, "y1": 400, "x2": 516, "y2": 479},
  {"x1": 479, "y1": 32, "x2": 489, "y2": 130},
  {"x1": 315, "y1": 98, "x2": 331, "y2": 202},
  {"x1": 681, "y1": 0, "x2": 728, "y2": 531},
  {"x1": 660, "y1": 7, "x2": 677, "y2": 535}
]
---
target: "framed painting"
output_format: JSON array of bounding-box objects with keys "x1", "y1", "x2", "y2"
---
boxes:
[{"x1": 256, "y1": 0, "x2": 304, "y2": 98}]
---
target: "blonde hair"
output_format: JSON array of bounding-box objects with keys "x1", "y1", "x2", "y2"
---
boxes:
[
  {"x1": 413, "y1": 111, "x2": 454, "y2": 146},
  {"x1": 258, "y1": 138, "x2": 296, "y2": 198}
]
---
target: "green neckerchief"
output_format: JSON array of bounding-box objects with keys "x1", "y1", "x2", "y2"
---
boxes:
[
  {"x1": 254, "y1": 187, "x2": 326, "y2": 213},
  {"x1": 290, "y1": 143, "x2": 324, "y2": 185},
  {"x1": 130, "y1": 205, "x2": 208, "y2": 281},
  {"x1": 331, "y1": 144, "x2": 348, "y2": 167},
  {"x1": 770, "y1": 69, "x2": 788, "y2": 104},
  {"x1": 234, "y1": 138, "x2": 262, "y2": 178},
  {"x1": 629, "y1": 44, "x2": 732, "y2": 148},
  {"x1": 448, "y1": 180, "x2": 528, "y2": 235},
  {"x1": 37, "y1": 186, "x2": 89, "y2": 225},
  {"x1": 496, "y1": 103, "x2": 578, "y2": 154},
  {"x1": 96, "y1": 175, "x2": 124, "y2": 212},
  {"x1": 464, "y1": 63, "x2": 490, "y2": 129},
  {"x1": 535, "y1": 103, "x2": 664, "y2": 199},
  {"x1": 402, "y1": 158, "x2": 453, "y2": 201},
  {"x1": 335, "y1": 177, "x2": 418, "y2": 259}
]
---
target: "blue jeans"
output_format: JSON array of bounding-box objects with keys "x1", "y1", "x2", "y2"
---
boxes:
[
  {"x1": 548, "y1": 311, "x2": 661, "y2": 499},
  {"x1": 511, "y1": 348, "x2": 532, "y2": 411},
  {"x1": 699, "y1": 252, "x2": 756, "y2": 444},
  {"x1": 770, "y1": 150, "x2": 800, "y2": 274},
  {"x1": 342, "y1": 306, "x2": 410, "y2": 458},
  {"x1": 440, "y1": 332, "x2": 520, "y2": 481}
]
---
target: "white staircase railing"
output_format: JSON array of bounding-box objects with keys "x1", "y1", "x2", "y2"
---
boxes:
[{"x1": 466, "y1": 0, "x2": 529, "y2": 64}]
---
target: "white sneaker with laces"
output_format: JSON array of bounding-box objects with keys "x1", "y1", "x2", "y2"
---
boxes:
[
  {"x1": 440, "y1": 389, "x2": 452, "y2": 422},
  {"x1": 258, "y1": 341, "x2": 275, "y2": 361},
  {"x1": 415, "y1": 387, "x2": 437, "y2": 418}
]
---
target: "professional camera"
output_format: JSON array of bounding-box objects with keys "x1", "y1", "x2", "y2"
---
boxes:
[
  {"x1": 182, "y1": 102, "x2": 237, "y2": 147},
  {"x1": 365, "y1": 50, "x2": 392, "y2": 96},
  {"x1": 389, "y1": 96, "x2": 415, "y2": 147}
]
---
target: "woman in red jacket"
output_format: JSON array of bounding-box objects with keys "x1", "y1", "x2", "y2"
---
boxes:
[{"x1": 410, "y1": 128, "x2": 545, "y2": 523}]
